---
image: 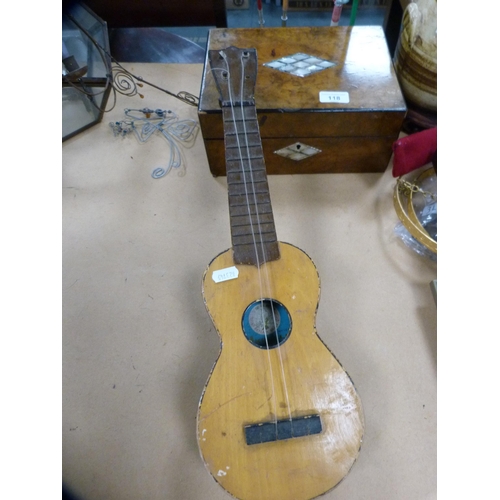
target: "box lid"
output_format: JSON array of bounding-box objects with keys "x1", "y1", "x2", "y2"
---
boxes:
[{"x1": 199, "y1": 26, "x2": 406, "y2": 114}]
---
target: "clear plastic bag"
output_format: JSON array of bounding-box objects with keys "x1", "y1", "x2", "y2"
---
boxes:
[{"x1": 394, "y1": 170, "x2": 437, "y2": 261}]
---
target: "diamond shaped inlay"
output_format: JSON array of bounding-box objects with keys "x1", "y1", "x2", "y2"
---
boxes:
[
  {"x1": 263, "y1": 53, "x2": 336, "y2": 77},
  {"x1": 274, "y1": 142, "x2": 322, "y2": 161}
]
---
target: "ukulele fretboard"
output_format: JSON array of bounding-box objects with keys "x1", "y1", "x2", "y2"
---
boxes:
[{"x1": 223, "y1": 105, "x2": 280, "y2": 266}]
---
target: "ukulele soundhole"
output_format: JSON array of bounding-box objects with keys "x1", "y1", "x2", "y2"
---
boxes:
[{"x1": 242, "y1": 299, "x2": 292, "y2": 349}]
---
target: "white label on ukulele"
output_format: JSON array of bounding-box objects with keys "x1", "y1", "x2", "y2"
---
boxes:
[
  {"x1": 319, "y1": 91, "x2": 350, "y2": 103},
  {"x1": 212, "y1": 266, "x2": 239, "y2": 283}
]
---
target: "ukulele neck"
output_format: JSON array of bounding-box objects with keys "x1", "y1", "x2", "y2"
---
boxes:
[
  {"x1": 208, "y1": 46, "x2": 280, "y2": 267},
  {"x1": 224, "y1": 103, "x2": 280, "y2": 266}
]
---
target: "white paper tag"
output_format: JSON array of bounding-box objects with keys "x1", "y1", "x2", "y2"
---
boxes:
[
  {"x1": 319, "y1": 91, "x2": 350, "y2": 104},
  {"x1": 212, "y1": 266, "x2": 239, "y2": 284}
]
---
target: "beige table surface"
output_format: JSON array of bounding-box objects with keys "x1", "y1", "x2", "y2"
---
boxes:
[{"x1": 62, "y1": 63, "x2": 437, "y2": 500}]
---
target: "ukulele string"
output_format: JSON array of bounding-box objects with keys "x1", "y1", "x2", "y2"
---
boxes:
[
  {"x1": 219, "y1": 52, "x2": 279, "y2": 431},
  {"x1": 220, "y1": 52, "x2": 295, "y2": 431},
  {"x1": 237, "y1": 52, "x2": 294, "y2": 429}
]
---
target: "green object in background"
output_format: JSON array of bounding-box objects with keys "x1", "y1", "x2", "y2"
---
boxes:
[{"x1": 349, "y1": 0, "x2": 358, "y2": 25}]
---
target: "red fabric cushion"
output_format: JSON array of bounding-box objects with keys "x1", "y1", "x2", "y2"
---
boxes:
[{"x1": 392, "y1": 127, "x2": 437, "y2": 177}]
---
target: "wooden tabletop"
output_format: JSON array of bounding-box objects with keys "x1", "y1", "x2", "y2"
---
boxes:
[{"x1": 62, "y1": 63, "x2": 436, "y2": 500}]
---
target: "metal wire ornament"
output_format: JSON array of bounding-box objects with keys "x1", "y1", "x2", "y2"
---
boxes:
[
  {"x1": 110, "y1": 108, "x2": 199, "y2": 179},
  {"x1": 109, "y1": 61, "x2": 199, "y2": 107},
  {"x1": 112, "y1": 69, "x2": 143, "y2": 98}
]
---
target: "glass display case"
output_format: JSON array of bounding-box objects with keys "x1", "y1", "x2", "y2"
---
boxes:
[{"x1": 62, "y1": 3, "x2": 111, "y2": 141}]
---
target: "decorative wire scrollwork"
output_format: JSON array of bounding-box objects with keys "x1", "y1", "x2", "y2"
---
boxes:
[
  {"x1": 177, "y1": 91, "x2": 199, "y2": 107},
  {"x1": 112, "y1": 68, "x2": 144, "y2": 98},
  {"x1": 110, "y1": 107, "x2": 199, "y2": 179}
]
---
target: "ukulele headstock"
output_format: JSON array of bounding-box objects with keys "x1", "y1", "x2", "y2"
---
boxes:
[{"x1": 208, "y1": 47, "x2": 257, "y2": 106}]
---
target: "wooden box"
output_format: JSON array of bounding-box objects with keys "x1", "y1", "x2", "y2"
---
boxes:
[{"x1": 198, "y1": 26, "x2": 406, "y2": 175}]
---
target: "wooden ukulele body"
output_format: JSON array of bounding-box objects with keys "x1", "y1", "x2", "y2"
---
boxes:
[{"x1": 198, "y1": 242, "x2": 364, "y2": 500}]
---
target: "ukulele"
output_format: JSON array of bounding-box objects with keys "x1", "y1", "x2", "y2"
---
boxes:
[{"x1": 197, "y1": 46, "x2": 364, "y2": 500}]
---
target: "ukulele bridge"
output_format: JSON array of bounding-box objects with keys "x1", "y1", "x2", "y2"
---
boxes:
[{"x1": 244, "y1": 414, "x2": 322, "y2": 445}]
